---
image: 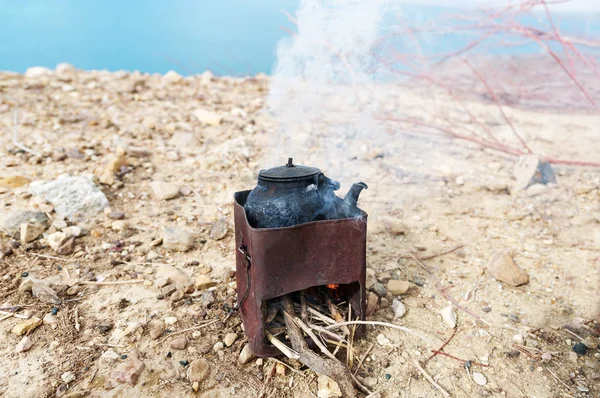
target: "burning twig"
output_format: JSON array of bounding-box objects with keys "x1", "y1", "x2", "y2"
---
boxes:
[{"x1": 281, "y1": 295, "x2": 358, "y2": 398}]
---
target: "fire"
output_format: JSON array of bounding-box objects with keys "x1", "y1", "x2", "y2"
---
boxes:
[{"x1": 327, "y1": 284, "x2": 339, "y2": 290}]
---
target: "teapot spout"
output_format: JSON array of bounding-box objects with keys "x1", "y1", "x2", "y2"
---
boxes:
[{"x1": 343, "y1": 182, "x2": 368, "y2": 208}]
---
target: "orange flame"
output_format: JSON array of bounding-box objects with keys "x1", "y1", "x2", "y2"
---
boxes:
[{"x1": 327, "y1": 284, "x2": 339, "y2": 290}]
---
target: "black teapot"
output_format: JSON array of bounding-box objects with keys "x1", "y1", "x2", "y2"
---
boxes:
[{"x1": 244, "y1": 158, "x2": 367, "y2": 228}]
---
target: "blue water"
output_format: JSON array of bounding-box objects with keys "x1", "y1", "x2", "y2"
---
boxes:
[{"x1": 0, "y1": 1, "x2": 598, "y2": 76}]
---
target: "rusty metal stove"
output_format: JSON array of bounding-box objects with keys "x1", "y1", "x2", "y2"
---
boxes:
[{"x1": 234, "y1": 190, "x2": 368, "y2": 357}]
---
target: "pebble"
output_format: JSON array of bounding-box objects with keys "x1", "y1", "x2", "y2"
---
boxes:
[
  {"x1": 541, "y1": 352, "x2": 552, "y2": 363},
  {"x1": 513, "y1": 154, "x2": 556, "y2": 191},
  {"x1": 238, "y1": 344, "x2": 255, "y2": 364},
  {"x1": 317, "y1": 375, "x2": 342, "y2": 398},
  {"x1": 112, "y1": 356, "x2": 145, "y2": 385},
  {"x1": 15, "y1": 336, "x2": 33, "y2": 353},
  {"x1": 155, "y1": 264, "x2": 193, "y2": 290},
  {"x1": 162, "y1": 227, "x2": 194, "y2": 252},
  {"x1": 376, "y1": 334, "x2": 391, "y2": 346},
  {"x1": 391, "y1": 299, "x2": 407, "y2": 319},
  {"x1": 29, "y1": 174, "x2": 109, "y2": 219},
  {"x1": 363, "y1": 377, "x2": 378, "y2": 388},
  {"x1": 366, "y1": 291, "x2": 380, "y2": 317},
  {"x1": 47, "y1": 231, "x2": 68, "y2": 251},
  {"x1": 209, "y1": 218, "x2": 229, "y2": 240},
  {"x1": 150, "y1": 181, "x2": 180, "y2": 201},
  {"x1": 573, "y1": 342, "x2": 588, "y2": 356},
  {"x1": 170, "y1": 337, "x2": 187, "y2": 350},
  {"x1": 413, "y1": 277, "x2": 426, "y2": 287},
  {"x1": 187, "y1": 359, "x2": 210, "y2": 383},
  {"x1": 61, "y1": 372, "x2": 76, "y2": 384},
  {"x1": 148, "y1": 320, "x2": 164, "y2": 340},
  {"x1": 32, "y1": 283, "x2": 61, "y2": 304},
  {"x1": 482, "y1": 306, "x2": 491, "y2": 313},
  {"x1": 386, "y1": 280, "x2": 410, "y2": 295},
  {"x1": 25, "y1": 66, "x2": 52, "y2": 78},
  {"x1": 12, "y1": 317, "x2": 43, "y2": 336},
  {"x1": 163, "y1": 70, "x2": 183, "y2": 84},
  {"x1": 440, "y1": 306, "x2": 457, "y2": 329},
  {"x1": 371, "y1": 282, "x2": 387, "y2": 298},
  {"x1": 193, "y1": 108, "x2": 223, "y2": 126},
  {"x1": 472, "y1": 372, "x2": 487, "y2": 386},
  {"x1": 101, "y1": 348, "x2": 121, "y2": 362},
  {"x1": 62, "y1": 226, "x2": 82, "y2": 238},
  {"x1": 213, "y1": 342, "x2": 224, "y2": 352},
  {"x1": 164, "y1": 316, "x2": 178, "y2": 326},
  {"x1": 112, "y1": 220, "x2": 128, "y2": 231},
  {"x1": 108, "y1": 211, "x2": 125, "y2": 220},
  {"x1": 20, "y1": 222, "x2": 45, "y2": 243},
  {"x1": 195, "y1": 274, "x2": 214, "y2": 290},
  {"x1": 275, "y1": 363, "x2": 287, "y2": 376},
  {"x1": 487, "y1": 251, "x2": 529, "y2": 286},
  {"x1": 223, "y1": 332, "x2": 237, "y2": 347}
]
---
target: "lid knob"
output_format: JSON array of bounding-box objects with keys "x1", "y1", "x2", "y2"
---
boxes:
[{"x1": 286, "y1": 157, "x2": 294, "y2": 168}]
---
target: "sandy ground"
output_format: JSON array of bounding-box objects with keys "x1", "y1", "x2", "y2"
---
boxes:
[{"x1": 0, "y1": 66, "x2": 599, "y2": 398}]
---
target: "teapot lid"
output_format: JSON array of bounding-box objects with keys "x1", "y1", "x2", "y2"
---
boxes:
[{"x1": 259, "y1": 158, "x2": 321, "y2": 182}]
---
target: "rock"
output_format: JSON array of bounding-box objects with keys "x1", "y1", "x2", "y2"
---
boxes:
[
  {"x1": 95, "y1": 151, "x2": 128, "y2": 185},
  {"x1": 275, "y1": 363, "x2": 287, "y2": 376},
  {"x1": 513, "y1": 154, "x2": 556, "y2": 191},
  {"x1": 47, "y1": 232, "x2": 68, "y2": 251},
  {"x1": 148, "y1": 320, "x2": 164, "y2": 340},
  {"x1": 29, "y1": 174, "x2": 109, "y2": 219},
  {"x1": 392, "y1": 299, "x2": 407, "y2": 319},
  {"x1": 213, "y1": 342, "x2": 224, "y2": 352},
  {"x1": 366, "y1": 291, "x2": 379, "y2": 317},
  {"x1": 12, "y1": 317, "x2": 43, "y2": 336},
  {"x1": 169, "y1": 132, "x2": 198, "y2": 148},
  {"x1": 0, "y1": 175, "x2": 31, "y2": 188},
  {"x1": 163, "y1": 70, "x2": 183, "y2": 84},
  {"x1": 0, "y1": 210, "x2": 48, "y2": 237},
  {"x1": 163, "y1": 227, "x2": 194, "y2": 252},
  {"x1": 223, "y1": 332, "x2": 237, "y2": 347},
  {"x1": 56, "y1": 63, "x2": 75, "y2": 75},
  {"x1": 150, "y1": 181, "x2": 180, "y2": 200},
  {"x1": 112, "y1": 220, "x2": 128, "y2": 231},
  {"x1": 32, "y1": 283, "x2": 61, "y2": 304},
  {"x1": 487, "y1": 251, "x2": 529, "y2": 287},
  {"x1": 541, "y1": 352, "x2": 552, "y2": 363},
  {"x1": 238, "y1": 344, "x2": 255, "y2": 364},
  {"x1": 56, "y1": 237, "x2": 76, "y2": 255},
  {"x1": 379, "y1": 216, "x2": 408, "y2": 235},
  {"x1": 199, "y1": 291, "x2": 215, "y2": 308},
  {"x1": 472, "y1": 372, "x2": 487, "y2": 386},
  {"x1": 61, "y1": 372, "x2": 76, "y2": 384},
  {"x1": 170, "y1": 337, "x2": 187, "y2": 350},
  {"x1": 108, "y1": 211, "x2": 125, "y2": 220},
  {"x1": 62, "y1": 226, "x2": 82, "y2": 238},
  {"x1": 193, "y1": 108, "x2": 222, "y2": 126},
  {"x1": 160, "y1": 284, "x2": 176, "y2": 297},
  {"x1": 195, "y1": 275, "x2": 214, "y2": 290},
  {"x1": 363, "y1": 377, "x2": 378, "y2": 388},
  {"x1": 15, "y1": 336, "x2": 33, "y2": 353},
  {"x1": 19, "y1": 279, "x2": 34, "y2": 293},
  {"x1": 25, "y1": 66, "x2": 52, "y2": 78},
  {"x1": 209, "y1": 218, "x2": 229, "y2": 240},
  {"x1": 164, "y1": 316, "x2": 178, "y2": 326},
  {"x1": 317, "y1": 375, "x2": 342, "y2": 398},
  {"x1": 573, "y1": 342, "x2": 588, "y2": 356},
  {"x1": 370, "y1": 282, "x2": 387, "y2": 298},
  {"x1": 376, "y1": 334, "x2": 391, "y2": 346},
  {"x1": 101, "y1": 348, "x2": 121, "y2": 362},
  {"x1": 187, "y1": 359, "x2": 210, "y2": 383},
  {"x1": 20, "y1": 222, "x2": 45, "y2": 243},
  {"x1": 112, "y1": 356, "x2": 145, "y2": 385},
  {"x1": 440, "y1": 306, "x2": 457, "y2": 328},
  {"x1": 387, "y1": 280, "x2": 410, "y2": 295}
]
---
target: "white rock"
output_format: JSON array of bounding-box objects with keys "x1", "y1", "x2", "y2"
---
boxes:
[
  {"x1": 541, "y1": 352, "x2": 552, "y2": 363},
  {"x1": 164, "y1": 316, "x2": 178, "y2": 326},
  {"x1": 440, "y1": 306, "x2": 457, "y2": 328},
  {"x1": 392, "y1": 299, "x2": 407, "y2": 318},
  {"x1": 472, "y1": 372, "x2": 487, "y2": 386},
  {"x1": 376, "y1": 334, "x2": 391, "y2": 346},
  {"x1": 163, "y1": 70, "x2": 183, "y2": 84},
  {"x1": 47, "y1": 232, "x2": 68, "y2": 251},
  {"x1": 162, "y1": 227, "x2": 194, "y2": 252},
  {"x1": 56, "y1": 63, "x2": 75, "y2": 74},
  {"x1": 112, "y1": 220, "x2": 128, "y2": 231},
  {"x1": 238, "y1": 344, "x2": 255, "y2": 364},
  {"x1": 25, "y1": 66, "x2": 52, "y2": 78},
  {"x1": 62, "y1": 226, "x2": 82, "y2": 238},
  {"x1": 193, "y1": 108, "x2": 222, "y2": 126},
  {"x1": 15, "y1": 336, "x2": 33, "y2": 353},
  {"x1": 317, "y1": 375, "x2": 342, "y2": 398},
  {"x1": 101, "y1": 348, "x2": 121, "y2": 363},
  {"x1": 29, "y1": 174, "x2": 109, "y2": 219},
  {"x1": 61, "y1": 371, "x2": 76, "y2": 384},
  {"x1": 150, "y1": 181, "x2": 180, "y2": 200},
  {"x1": 223, "y1": 332, "x2": 237, "y2": 347},
  {"x1": 513, "y1": 333, "x2": 524, "y2": 345},
  {"x1": 213, "y1": 342, "x2": 224, "y2": 352},
  {"x1": 52, "y1": 219, "x2": 68, "y2": 230}
]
